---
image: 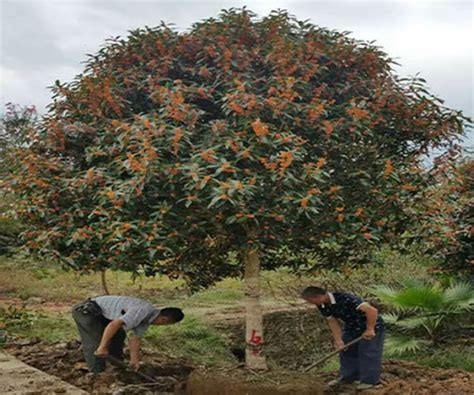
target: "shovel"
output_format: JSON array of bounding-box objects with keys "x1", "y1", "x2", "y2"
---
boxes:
[
  {"x1": 303, "y1": 335, "x2": 364, "y2": 373},
  {"x1": 105, "y1": 355, "x2": 158, "y2": 383}
]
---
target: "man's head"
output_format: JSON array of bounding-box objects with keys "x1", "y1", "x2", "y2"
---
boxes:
[
  {"x1": 153, "y1": 307, "x2": 184, "y2": 325},
  {"x1": 301, "y1": 286, "x2": 328, "y2": 305}
]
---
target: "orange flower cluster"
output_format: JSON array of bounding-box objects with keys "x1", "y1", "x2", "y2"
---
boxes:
[
  {"x1": 172, "y1": 128, "x2": 184, "y2": 155},
  {"x1": 322, "y1": 120, "x2": 334, "y2": 137},
  {"x1": 201, "y1": 150, "x2": 216, "y2": 162},
  {"x1": 384, "y1": 159, "x2": 394, "y2": 178},
  {"x1": 251, "y1": 119, "x2": 269, "y2": 137},
  {"x1": 347, "y1": 107, "x2": 369, "y2": 120},
  {"x1": 278, "y1": 151, "x2": 294, "y2": 175}
]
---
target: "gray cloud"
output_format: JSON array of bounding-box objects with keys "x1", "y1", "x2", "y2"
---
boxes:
[
  {"x1": 2, "y1": 1, "x2": 70, "y2": 69},
  {"x1": 1, "y1": 0, "x2": 472, "y2": 146}
]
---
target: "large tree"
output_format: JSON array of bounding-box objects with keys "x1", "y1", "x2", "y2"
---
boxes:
[{"x1": 10, "y1": 9, "x2": 467, "y2": 368}]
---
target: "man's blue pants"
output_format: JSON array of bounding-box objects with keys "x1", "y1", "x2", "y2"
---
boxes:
[{"x1": 339, "y1": 327, "x2": 384, "y2": 384}]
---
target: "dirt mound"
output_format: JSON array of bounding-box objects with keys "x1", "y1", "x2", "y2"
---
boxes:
[
  {"x1": 5, "y1": 338, "x2": 194, "y2": 394},
  {"x1": 380, "y1": 359, "x2": 473, "y2": 394},
  {"x1": 220, "y1": 309, "x2": 334, "y2": 369},
  {"x1": 186, "y1": 370, "x2": 324, "y2": 395}
]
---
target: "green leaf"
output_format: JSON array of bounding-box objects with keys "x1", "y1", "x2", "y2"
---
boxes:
[
  {"x1": 393, "y1": 286, "x2": 444, "y2": 312},
  {"x1": 443, "y1": 282, "x2": 474, "y2": 310},
  {"x1": 384, "y1": 335, "x2": 431, "y2": 356},
  {"x1": 207, "y1": 194, "x2": 224, "y2": 208},
  {"x1": 381, "y1": 312, "x2": 400, "y2": 325},
  {"x1": 395, "y1": 315, "x2": 441, "y2": 331}
]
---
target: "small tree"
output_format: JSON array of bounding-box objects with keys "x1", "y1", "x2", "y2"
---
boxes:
[
  {"x1": 9, "y1": 9, "x2": 467, "y2": 368},
  {"x1": 0, "y1": 103, "x2": 37, "y2": 178},
  {"x1": 402, "y1": 155, "x2": 473, "y2": 277},
  {"x1": 0, "y1": 103, "x2": 37, "y2": 254}
]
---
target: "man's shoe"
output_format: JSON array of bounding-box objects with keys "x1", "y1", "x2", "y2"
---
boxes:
[
  {"x1": 356, "y1": 382, "x2": 376, "y2": 390},
  {"x1": 327, "y1": 378, "x2": 357, "y2": 387}
]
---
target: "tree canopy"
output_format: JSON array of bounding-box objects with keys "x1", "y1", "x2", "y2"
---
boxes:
[{"x1": 9, "y1": 9, "x2": 468, "y2": 288}]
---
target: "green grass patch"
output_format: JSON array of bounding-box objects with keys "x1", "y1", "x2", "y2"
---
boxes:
[
  {"x1": 186, "y1": 288, "x2": 244, "y2": 306},
  {"x1": 0, "y1": 256, "x2": 186, "y2": 303},
  {"x1": 143, "y1": 315, "x2": 234, "y2": 367},
  {"x1": 319, "y1": 357, "x2": 339, "y2": 373},
  {"x1": 1, "y1": 306, "x2": 236, "y2": 367},
  {"x1": 0, "y1": 306, "x2": 76, "y2": 342}
]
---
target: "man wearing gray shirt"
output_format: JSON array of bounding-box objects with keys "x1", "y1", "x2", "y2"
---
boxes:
[{"x1": 72, "y1": 295, "x2": 184, "y2": 373}]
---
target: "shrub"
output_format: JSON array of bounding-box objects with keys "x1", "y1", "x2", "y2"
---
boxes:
[{"x1": 373, "y1": 280, "x2": 474, "y2": 355}]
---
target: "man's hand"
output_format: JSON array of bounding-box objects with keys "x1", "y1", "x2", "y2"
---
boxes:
[
  {"x1": 334, "y1": 338, "x2": 345, "y2": 351},
  {"x1": 362, "y1": 328, "x2": 376, "y2": 340},
  {"x1": 94, "y1": 346, "x2": 109, "y2": 358},
  {"x1": 129, "y1": 358, "x2": 140, "y2": 372}
]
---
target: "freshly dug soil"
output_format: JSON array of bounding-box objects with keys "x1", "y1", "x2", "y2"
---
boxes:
[
  {"x1": 5, "y1": 338, "x2": 193, "y2": 394},
  {"x1": 186, "y1": 370, "x2": 324, "y2": 395},
  {"x1": 4, "y1": 338, "x2": 326, "y2": 394},
  {"x1": 321, "y1": 359, "x2": 473, "y2": 394}
]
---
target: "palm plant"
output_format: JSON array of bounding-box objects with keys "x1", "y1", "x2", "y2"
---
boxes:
[{"x1": 372, "y1": 280, "x2": 474, "y2": 356}]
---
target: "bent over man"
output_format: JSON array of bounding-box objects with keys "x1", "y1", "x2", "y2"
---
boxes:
[
  {"x1": 72, "y1": 295, "x2": 184, "y2": 373},
  {"x1": 302, "y1": 286, "x2": 384, "y2": 390}
]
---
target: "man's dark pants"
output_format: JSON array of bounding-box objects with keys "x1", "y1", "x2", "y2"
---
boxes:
[
  {"x1": 71, "y1": 300, "x2": 126, "y2": 373},
  {"x1": 339, "y1": 326, "x2": 384, "y2": 384}
]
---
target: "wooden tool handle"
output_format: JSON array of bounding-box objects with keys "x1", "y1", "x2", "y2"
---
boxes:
[{"x1": 303, "y1": 335, "x2": 364, "y2": 373}]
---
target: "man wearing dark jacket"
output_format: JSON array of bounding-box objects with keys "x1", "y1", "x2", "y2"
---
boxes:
[
  {"x1": 72, "y1": 295, "x2": 184, "y2": 373},
  {"x1": 302, "y1": 286, "x2": 384, "y2": 390}
]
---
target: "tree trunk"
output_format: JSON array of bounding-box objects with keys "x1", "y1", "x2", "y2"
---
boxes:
[
  {"x1": 243, "y1": 246, "x2": 267, "y2": 370},
  {"x1": 101, "y1": 269, "x2": 110, "y2": 295}
]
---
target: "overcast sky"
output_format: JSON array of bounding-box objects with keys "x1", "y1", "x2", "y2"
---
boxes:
[{"x1": 1, "y1": 0, "x2": 472, "y2": 147}]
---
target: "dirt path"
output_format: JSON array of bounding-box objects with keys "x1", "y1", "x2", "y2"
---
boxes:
[
  {"x1": 0, "y1": 349, "x2": 88, "y2": 394},
  {"x1": 0, "y1": 296, "x2": 71, "y2": 313}
]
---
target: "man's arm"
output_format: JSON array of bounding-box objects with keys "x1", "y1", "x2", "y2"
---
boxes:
[
  {"x1": 327, "y1": 317, "x2": 344, "y2": 349},
  {"x1": 94, "y1": 319, "x2": 125, "y2": 357},
  {"x1": 129, "y1": 335, "x2": 141, "y2": 371},
  {"x1": 357, "y1": 303, "x2": 378, "y2": 339}
]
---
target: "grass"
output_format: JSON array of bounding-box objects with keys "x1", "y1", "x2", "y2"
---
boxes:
[
  {"x1": 143, "y1": 315, "x2": 235, "y2": 367},
  {"x1": 320, "y1": 357, "x2": 340, "y2": 373},
  {"x1": 0, "y1": 306, "x2": 76, "y2": 343},
  {"x1": 186, "y1": 288, "x2": 244, "y2": 307},
  {"x1": 0, "y1": 303, "x2": 234, "y2": 367},
  {"x1": 0, "y1": 255, "x2": 185, "y2": 303},
  {"x1": 395, "y1": 345, "x2": 474, "y2": 372}
]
